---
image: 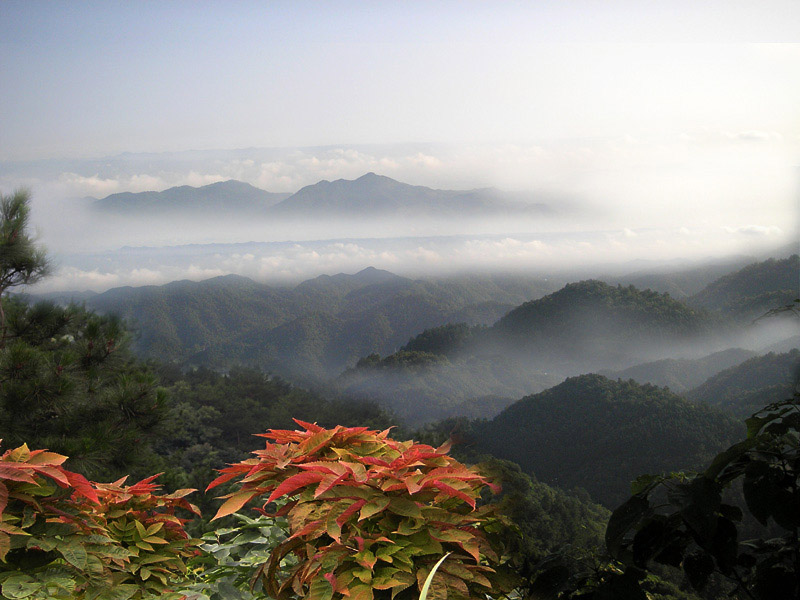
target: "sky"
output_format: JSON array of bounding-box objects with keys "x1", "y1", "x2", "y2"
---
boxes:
[{"x1": 0, "y1": 1, "x2": 798, "y2": 291}]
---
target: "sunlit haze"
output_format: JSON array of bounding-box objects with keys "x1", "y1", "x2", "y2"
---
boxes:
[{"x1": 0, "y1": 1, "x2": 797, "y2": 292}]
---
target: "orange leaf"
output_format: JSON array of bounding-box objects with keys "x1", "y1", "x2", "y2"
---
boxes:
[
  {"x1": 212, "y1": 490, "x2": 258, "y2": 520},
  {"x1": 26, "y1": 450, "x2": 68, "y2": 466}
]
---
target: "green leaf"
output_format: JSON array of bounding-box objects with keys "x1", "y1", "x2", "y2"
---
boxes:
[
  {"x1": 387, "y1": 497, "x2": 422, "y2": 518},
  {"x1": 95, "y1": 584, "x2": 140, "y2": 600},
  {"x1": 307, "y1": 574, "x2": 334, "y2": 600},
  {"x1": 59, "y1": 541, "x2": 88, "y2": 570},
  {"x1": 1, "y1": 574, "x2": 40, "y2": 599},
  {"x1": 359, "y1": 496, "x2": 391, "y2": 521},
  {"x1": 606, "y1": 494, "x2": 650, "y2": 560}
]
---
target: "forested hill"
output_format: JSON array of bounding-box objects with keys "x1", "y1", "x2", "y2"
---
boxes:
[
  {"x1": 495, "y1": 279, "x2": 710, "y2": 343},
  {"x1": 598, "y1": 347, "x2": 757, "y2": 393},
  {"x1": 337, "y1": 280, "x2": 728, "y2": 425},
  {"x1": 686, "y1": 349, "x2": 800, "y2": 416},
  {"x1": 483, "y1": 280, "x2": 715, "y2": 372},
  {"x1": 470, "y1": 374, "x2": 742, "y2": 506},
  {"x1": 80, "y1": 269, "x2": 560, "y2": 381},
  {"x1": 689, "y1": 254, "x2": 799, "y2": 318}
]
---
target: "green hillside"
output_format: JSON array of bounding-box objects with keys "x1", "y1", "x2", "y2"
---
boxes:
[
  {"x1": 687, "y1": 349, "x2": 799, "y2": 416},
  {"x1": 491, "y1": 280, "x2": 713, "y2": 368},
  {"x1": 690, "y1": 254, "x2": 799, "y2": 318},
  {"x1": 472, "y1": 374, "x2": 742, "y2": 506},
  {"x1": 598, "y1": 347, "x2": 757, "y2": 393},
  {"x1": 81, "y1": 269, "x2": 560, "y2": 381}
]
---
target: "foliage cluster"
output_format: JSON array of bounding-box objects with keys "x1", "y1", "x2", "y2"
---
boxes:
[
  {"x1": 206, "y1": 420, "x2": 519, "y2": 600},
  {"x1": 400, "y1": 324, "x2": 482, "y2": 358},
  {"x1": 0, "y1": 190, "x2": 48, "y2": 346},
  {"x1": 593, "y1": 392, "x2": 800, "y2": 599},
  {"x1": 0, "y1": 441, "x2": 199, "y2": 600}
]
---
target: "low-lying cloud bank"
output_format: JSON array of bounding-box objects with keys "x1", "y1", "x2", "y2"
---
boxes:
[{"x1": 33, "y1": 226, "x2": 791, "y2": 293}]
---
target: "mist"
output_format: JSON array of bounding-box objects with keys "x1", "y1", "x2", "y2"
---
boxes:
[{"x1": 0, "y1": 139, "x2": 793, "y2": 294}]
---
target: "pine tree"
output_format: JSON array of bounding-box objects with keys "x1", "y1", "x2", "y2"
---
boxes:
[
  {"x1": 0, "y1": 190, "x2": 168, "y2": 481},
  {"x1": 0, "y1": 189, "x2": 48, "y2": 346}
]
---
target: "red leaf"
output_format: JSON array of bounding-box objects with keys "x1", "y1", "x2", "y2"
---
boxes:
[
  {"x1": 0, "y1": 464, "x2": 36, "y2": 484},
  {"x1": 298, "y1": 461, "x2": 349, "y2": 476},
  {"x1": 314, "y1": 473, "x2": 349, "y2": 498},
  {"x1": 267, "y1": 471, "x2": 326, "y2": 503},
  {"x1": 292, "y1": 418, "x2": 323, "y2": 433},
  {"x1": 336, "y1": 499, "x2": 367, "y2": 527},
  {"x1": 30, "y1": 465, "x2": 70, "y2": 487},
  {"x1": 205, "y1": 470, "x2": 241, "y2": 491},
  {"x1": 65, "y1": 471, "x2": 99, "y2": 504},
  {"x1": 360, "y1": 456, "x2": 390, "y2": 467},
  {"x1": 288, "y1": 518, "x2": 324, "y2": 540},
  {"x1": 128, "y1": 473, "x2": 162, "y2": 493},
  {"x1": 301, "y1": 428, "x2": 339, "y2": 456},
  {"x1": 422, "y1": 480, "x2": 476, "y2": 508}
]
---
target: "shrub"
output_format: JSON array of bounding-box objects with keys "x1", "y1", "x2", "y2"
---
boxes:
[
  {"x1": 0, "y1": 441, "x2": 199, "y2": 599},
  {"x1": 208, "y1": 420, "x2": 519, "y2": 600}
]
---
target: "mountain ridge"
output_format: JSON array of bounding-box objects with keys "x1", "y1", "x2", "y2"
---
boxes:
[{"x1": 91, "y1": 173, "x2": 554, "y2": 218}]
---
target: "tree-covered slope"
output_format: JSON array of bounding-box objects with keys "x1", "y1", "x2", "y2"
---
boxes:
[
  {"x1": 690, "y1": 254, "x2": 799, "y2": 318},
  {"x1": 338, "y1": 280, "x2": 721, "y2": 424},
  {"x1": 599, "y1": 347, "x2": 757, "y2": 393},
  {"x1": 79, "y1": 269, "x2": 559, "y2": 381},
  {"x1": 686, "y1": 349, "x2": 799, "y2": 416},
  {"x1": 472, "y1": 374, "x2": 742, "y2": 506},
  {"x1": 490, "y1": 280, "x2": 713, "y2": 369}
]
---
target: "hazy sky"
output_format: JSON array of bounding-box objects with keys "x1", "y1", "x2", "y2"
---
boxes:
[
  {"x1": 0, "y1": 1, "x2": 798, "y2": 291},
  {"x1": 2, "y1": 1, "x2": 798, "y2": 158}
]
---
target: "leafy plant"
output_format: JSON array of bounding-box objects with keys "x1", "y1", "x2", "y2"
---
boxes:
[
  {"x1": 207, "y1": 420, "x2": 519, "y2": 600},
  {"x1": 604, "y1": 393, "x2": 800, "y2": 599},
  {"x1": 180, "y1": 511, "x2": 291, "y2": 600},
  {"x1": 0, "y1": 441, "x2": 200, "y2": 599}
]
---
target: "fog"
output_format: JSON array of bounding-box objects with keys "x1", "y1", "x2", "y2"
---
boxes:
[{"x1": 0, "y1": 140, "x2": 794, "y2": 293}]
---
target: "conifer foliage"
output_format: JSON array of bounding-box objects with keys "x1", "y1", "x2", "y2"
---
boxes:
[{"x1": 0, "y1": 190, "x2": 48, "y2": 347}]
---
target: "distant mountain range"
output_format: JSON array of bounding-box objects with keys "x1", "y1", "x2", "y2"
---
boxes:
[
  {"x1": 92, "y1": 179, "x2": 290, "y2": 214},
  {"x1": 90, "y1": 173, "x2": 555, "y2": 217}
]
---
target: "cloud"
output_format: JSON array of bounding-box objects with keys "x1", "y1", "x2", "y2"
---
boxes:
[
  {"x1": 724, "y1": 225, "x2": 783, "y2": 236},
  {"x1": 58, "y1": 172, "x2": 169, "y2": 197},
  {"x1": 726, "y1": 130, "x2": 783, "y2": 143}
]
